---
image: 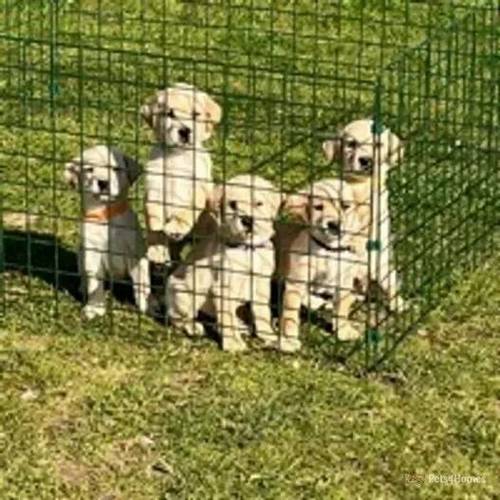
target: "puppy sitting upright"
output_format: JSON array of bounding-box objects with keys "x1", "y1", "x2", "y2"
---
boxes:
[
  {"x1": 276, "y1": 179, "x2": 364, "y2": 352},
  {"x1": 141, "y1": 83, "x2": 222, "y2": 265},
  {"x1": 167, "y1": 175, "x2": 280, "y2": 352},
  {"x1": 64, "y1": 145, "x2": 151, "y2": 319},
  {"x1": 322, "y1": 119, "x2": 406, "y2": 312}
]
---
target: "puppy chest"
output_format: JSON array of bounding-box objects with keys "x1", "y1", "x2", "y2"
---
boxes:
[
  {"x1": 216, "y1": 248, "x2": 274, "y2": 298},
  {"x1": 310, "y1": 250, "x2": 357, "y2": 292},
  {"x1": 83, "y1": 220, "x2": 143, "y2": 276}
]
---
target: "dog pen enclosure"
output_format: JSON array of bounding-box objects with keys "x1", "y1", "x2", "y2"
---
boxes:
[{"x1": 0, "y1": 1, "x2": 498, "y2": 370}]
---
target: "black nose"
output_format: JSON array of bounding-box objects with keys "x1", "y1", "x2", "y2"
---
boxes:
[
  {"x1": 327, "y1": 221, "x2": 340, "y2": 234},
  {"x1": 358, "y1": 157, "x2": 373, "y2": 171},
  {"x1": 98, "y1": 179, "x2": 109, "y2": 191},
  {"x1": 241, "y1": 215, "x2": 254, "y2": 231},
  {"x1": 178, "y1": 127, "x2": 191, "y2": 143}
]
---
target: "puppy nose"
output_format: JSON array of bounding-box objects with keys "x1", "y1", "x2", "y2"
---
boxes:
[
  {"x1": 97, "y1": 179, "x2": 109, "y2": 191},
  {"x1": 327, "y1": 221, "x2": 340, "y2": 234},
  {"x1": 241, "y1": 215, "x2": 254, "y2": 231},
  {"x1": 178, "y1": 127, "x2": 191, "y2": 143},
  {"x1": 358, "y1": 157, "x2": 373, "y2": 171}
]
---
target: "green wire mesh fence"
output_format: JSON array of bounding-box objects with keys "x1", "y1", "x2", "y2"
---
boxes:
[{"x1": 0, "y1": 1, "x2": 498, "y2": 371}]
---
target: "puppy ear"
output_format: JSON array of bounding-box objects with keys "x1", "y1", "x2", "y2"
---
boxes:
[
  {"x1": 123, "y1": 155, "x2": 142, "y2": 185},
  {"x1": 205, "y1": 184, "x2": 224, "y2": 213},
  {"x1": 140, "y1": 101, "x2": 154, "y2": 128},
  {"x1": 202, "y1": 94, "x2": 222, "y2": 136},
  {"x1": 141, "y1": 92, "x2": 163, "y2": 128},
  {"x1": 111, "y1": 149, "x2": 142, "y2": 186},
  {"x1": 63, "y1": 160, "x2": 81, "y2": 189},
  {"x1": 281, "y1": 193, "x2": 309, "y2": 223},
  {"x1": 322, "y1": 137, "x2": 341, "y2": 162},
  {"x1": 387, "y1": 131, "x2": 404, "y2": 166}
]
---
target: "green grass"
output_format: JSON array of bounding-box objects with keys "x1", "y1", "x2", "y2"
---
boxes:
[
  {"x1": 1, "y1": 1, "x2": 499, "y2": 497},
  {"x1": 0, "y1": 255, "x2": 499, "y2": 498}
]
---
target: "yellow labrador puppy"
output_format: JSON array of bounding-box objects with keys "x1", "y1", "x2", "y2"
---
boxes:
[
  {"x1": 64, "y1": 145, "x2": 151, "y2": 319},
  {"x1": 141, "y1": 83, "x2": 221, "y2": 264},
  {"x1": 276, "y1": 179, "x2": 364, "y2": 352},
  {"x1": 322, "y1": 119, "x2": 405, "y2": 311},
  {"x1": 167, "y1": 175, "x2": 280, "y2": 352}
]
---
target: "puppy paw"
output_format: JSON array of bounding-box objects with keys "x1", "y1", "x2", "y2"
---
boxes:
[
  {"x1": 183, "y1": 321, "x2": 205, "y2": 338},
  {"x1": 147, "y1": 244, "x2": 169, "y2": 264},
  {"x1": 389, "y1": 295, "x2": 408, "y2": 313},
  {"x1": 278, "y1": 336, "x2": 302, "y2": 353},
  {"x1": 308, "y1": 294, "x2": 328, "y2": 311},
  {"x1": 222, "y1": 335, "x2": 248, "y2": 352},
  {"x1": 83, "y1": 304, "x2": 106, "y2": 320},
  {"x1": 256, "y1": 331, "x2": 280, "y2": 347},
  {"x1": 164, "y1": 220, "x2": 189, "y2": 241},
  {"x1": 337, "y1": 320, "x2": 361, "y2": 341}
]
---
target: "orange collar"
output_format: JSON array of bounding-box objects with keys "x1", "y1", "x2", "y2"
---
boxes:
[{"x1": 84, "y1": 200, "x2": 130, "y2": 222}]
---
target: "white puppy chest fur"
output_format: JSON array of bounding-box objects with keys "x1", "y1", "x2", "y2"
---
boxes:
[
  {"x1": 305, "y1": 239, "x2": 362, "y2": 313},
  {"x1": 276, "y1": 179, "x2": 365, "y2": 352},
  {"x1": 141, "y1": 83, "x2": 221, "y2": 264},
  {"x1": 167, "y1": 175, "x2": 281, "y2": 352},
  {"x1": 64, "y1": 145, "x2": 151, "y2": 319}
]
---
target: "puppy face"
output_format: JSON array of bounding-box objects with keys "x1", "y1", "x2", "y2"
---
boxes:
[
  {"x1": 141, "y1": 83, "x2": 222, "y2": 148},
  {"x1": 64, "y1": 145, "x2": 141, "y2": 203},
  {"x1": 283, "y1": 179, "x2": 358, "y2": 248},
  {"x1": 211, "y1": 175, "x2": 280, "y2": 245},
  {"x1": 323, "y1": 119, "x2": 404, "y2": 174}
]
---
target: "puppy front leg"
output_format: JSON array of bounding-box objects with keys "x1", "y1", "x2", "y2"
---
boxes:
[
  {"x1": 385, "y1": 269, "x2": 406, "y2": 312},
  {"x1": 278, "y1": 281, "x2": 305, "y2": 353},
  {"x1": 147, "y1": 230, "x2": 170, "y2": 265},
  {"x1": 130, "y1": 257, "x2": 152, "y2": 314},
  {"x1": 82, "y1": 253, "x2": 106, "y2": 320},
  {"x1": 214, "y1": 280, "x2": 247, "y2": 352},
  {"x1": 167, "y1": 270, "x2": 206, "y2": 337},
  {"x1": 253, "y1": 276, "x2": 277, "y2": 347},
  {"x1": 377, "y1": 248, "x2": 406, "y2": 313},
  {"x1": 335, "y1": 291, "x2": 360, "y2": 341},
  {"x1": 146, "y1": 201, "x2": 170, "y2": 264}
]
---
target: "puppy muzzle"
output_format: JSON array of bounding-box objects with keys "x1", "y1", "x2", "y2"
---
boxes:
[
  {"x1": 240, "y1": 215, "x2": 254, "y2": 232},
  {"x1": 178, "y1": 126, "x2": 191, "y2": 144},
  {"x1": 319, "y1": 219, "x2": 341, "y2": 236}
]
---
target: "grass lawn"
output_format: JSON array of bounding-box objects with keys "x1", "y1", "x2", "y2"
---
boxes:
[
  {"x1": 0, "y1": 253, "x2": 498, "y2": 498},
  {"x1": 1, "y1": 1, "x2": 499, "y2": 498}
]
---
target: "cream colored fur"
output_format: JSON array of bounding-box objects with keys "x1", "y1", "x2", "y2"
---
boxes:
[
  {"x1": 167, "y1": 175, "x2": 280, "y2": 352},
  {"x1": 323, "y1": 119, "x2": 406, "y2": 312},
  {"x1": 141, "y1": 83, "x2": 221, "y2": 264},
  {"x1": 64, "y1": 145, "x2": 151, "y2": 319},
  {"x1": 276, "y1": 179, "x2": 364, "y2": 352}
]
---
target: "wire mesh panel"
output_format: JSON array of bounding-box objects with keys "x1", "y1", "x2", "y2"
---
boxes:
[{"x1": 0, "y1": 1, "x2": 498, "y2": 371}]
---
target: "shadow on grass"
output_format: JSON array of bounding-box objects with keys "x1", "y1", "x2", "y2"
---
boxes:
[
  {"x1": 2, "y1": 229, "x2": 136, "y2": 308},
  {"x1": 1, "y1": 229, "x2": 368, "y2": 363}
]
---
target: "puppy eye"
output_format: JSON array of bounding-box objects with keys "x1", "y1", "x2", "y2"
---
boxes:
[
  {"x1": 228, "y1": 200, "x2": 237, "y2": 211},
  {"x1": 83, "y1": 167, "x2": 93, "y2": 173},
  {"x1": 341, "y1": 201, "x2": 351, "y2": 210},
  {"x1": 346, "y1": 139, "x2": 357, "y2": 149},
  {"x1": 192, "y1": 111, "x2": 201, "y2": 118},
  {"x1": 255, "y1": 201, "x2": 263, "y2": 207},
  {"x1": 314, "y1": 203, "x2": 324, "y2": 211},
  {"x1": 167, "y1": 109, "x2": 176, "y2": 118}
]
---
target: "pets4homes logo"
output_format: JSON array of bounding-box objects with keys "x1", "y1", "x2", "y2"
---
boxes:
[{"x1": 405, "y1": 473, "x2": 486, "y2": 486}]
